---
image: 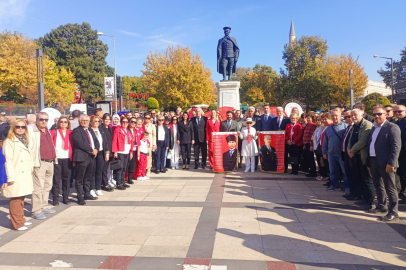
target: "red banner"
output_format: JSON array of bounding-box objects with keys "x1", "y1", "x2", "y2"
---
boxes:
[
  {"x1": 258, "y1": 131, "x2": 285, "y2": 173},
  {"x1": 129, "y1": 93, "x2": 150, "y2": 99},
  {"x1": 212, "y1": 132, "x2": 238, "y2": 173}
]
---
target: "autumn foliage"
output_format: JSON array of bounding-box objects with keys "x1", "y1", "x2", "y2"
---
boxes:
[
  {"x1": 0, "y1": 32, "x2": 76, "y2": 111},
  {"x1": 142, "y1": 46, "x2": 216, "y2": 109},
  {"x1": 0, "y1": 32, "x2": 37, "y2": 98},
  {"x1": 324, "y1": 54, "x2": 368, "y2": 106}
]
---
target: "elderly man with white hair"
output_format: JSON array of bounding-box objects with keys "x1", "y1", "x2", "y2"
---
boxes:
[
  {"x1": 271, "y1": 107, "x2": 290, "y2": 131},
  {"x1": 72, "y1": 114, "x2": 100, "y2": 205},
  {"x1": 346, "y1": 108, "x2": 374, "y2": 209},
  {"x1": 191, "y1": 107, "x2": 208, "y2": 169},
  {"x1": 26, "y1": 114, "x2": 36, "y2": 129},
  {"x1": 270, "y1": 107, "x2": 290, "y2": 172},
  {"x1": 176, "y1": 107, "x2": 183, "y2": 118}
]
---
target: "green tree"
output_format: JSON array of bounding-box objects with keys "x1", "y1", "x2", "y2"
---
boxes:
[
  {"x1": 362, "y1": 92, "x2": 391, "y2": 115},
  {"x1": 38, "y1": 22, "x2": 109, "y2": 101},
  {"x1": 377, "y1": 47, "x2": 406, "y2": 87},
  {"x1": 207, "y1": 103, "x2": 217, "y2": 111},
  {"x1": 105, "y1": 65, "x2": 115, "y2": 77},
  {"x1": 123, "y1": 76, "x2": 146, "y2": 95},
  {"x1": 146, "y1": 97, "x2": 159, "y2": 111},
  {"x1": 281, "y1": 35, "x2": 329, "y2": 108},
  {"x1": 123, "y1": 76, "x2": 148, "y2": 110}
]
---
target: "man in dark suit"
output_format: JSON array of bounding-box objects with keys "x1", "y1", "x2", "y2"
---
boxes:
[
  {"x1": 367, "y1": 107, "x2": 401, "y2": 221},
  {"x1": 191, "y1": 108, "x2": 208, "y2": 169},
  {"x1": 260, "y1": 135, "x2": 278, "y2": 171},
  {"x1": 260, "y1": 104, "x2": 275, "y2": 131},
  {"x1": 221, "y1": 111, "x2": 238, "y2": 132},
  {"x1": 72, "y1": 114, "x2": 100, "y2": 205},
  {"x1": 270, "y1": 107, "x2": 290, "y2": 172},
  {"x1": 223, "y1": 135, "x2": 237, "y2": 171},
  {"x1": 271, "y1": 107, "x2": 290, "y2": 131}
]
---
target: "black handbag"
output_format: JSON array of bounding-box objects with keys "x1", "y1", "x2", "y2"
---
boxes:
[
  {"x1": 110, "y1": 158, "x2": 123, "y2": 171},
  {"x1": 288, "y1": 157, "x2": 299, "y2": 164}
]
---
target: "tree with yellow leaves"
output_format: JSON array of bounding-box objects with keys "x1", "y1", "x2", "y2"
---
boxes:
[
  {"x1": 324, "y1": 54, "x2": 368, "y2": 106},
  {"x1": 0, "y1": 32, "x2": 76, "y2": 111},
  {"x1": 0, "y1": 31, "x2": 37, "y2": 101},
  {"x1": 44, "y1": 60, "x2": 76, "y2": 112},
  {"x1": 239, "y1": 64, "x2": 280, "y2": 105},
  {"x1": 141, "y1": 45, "x2": 216, "y2": 109}
]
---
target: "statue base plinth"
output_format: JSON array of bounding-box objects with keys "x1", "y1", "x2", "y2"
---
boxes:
[{"x1": 215, "y1": 81, "x2": 240, "y2": 110}]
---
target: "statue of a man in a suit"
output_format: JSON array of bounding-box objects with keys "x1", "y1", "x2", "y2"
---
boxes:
[{"x1": 217, "y1": 27, "x2": 239, "y2": 81}]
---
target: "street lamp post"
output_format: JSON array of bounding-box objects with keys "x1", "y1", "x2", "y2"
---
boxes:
[
  {"x1": 374, "y1": 55, "x2": 395, "y2": 103},
  {"x1": 36, "y1": 49, "x2": 45, "y2": 111},
  {"x1": 97, "y1": 32, "x2": 117, "y2": 113}
]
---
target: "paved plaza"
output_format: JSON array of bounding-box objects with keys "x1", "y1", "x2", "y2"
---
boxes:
[{"x1": 0, "y1": 168, "x2": 406, "y2": 270}]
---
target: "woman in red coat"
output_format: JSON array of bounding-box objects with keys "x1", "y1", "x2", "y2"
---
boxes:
[
  {"x1": 112, "y1": 118, "x2": 134, "y2": 190},
  {"x1": 285, "y1": 113, "x2": 303, "y2": 175},
  {"x1": 206, "y1": 110, "x2": 221, "y2": 169}
]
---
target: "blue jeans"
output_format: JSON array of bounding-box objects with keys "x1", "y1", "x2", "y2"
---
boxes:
[
  {"x1": 164, "y1": 149, "x2": 168, "y2": 167},
  {"x1": 328, "y1": 154, "x2": 349, "y2": 189}
]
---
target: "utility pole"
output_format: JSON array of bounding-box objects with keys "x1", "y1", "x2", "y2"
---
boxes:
[
  {"x1": 349, "y1": 69, "x2": 354, "y2": 109},
  {"x1": 118, "y1": 76, "x2": 123, "y2": 111},
  {"x1": 391, "y1": 59, "x2": 395, "y2": 103},
  {"x1": 36, "y1": 49, "x2": 45, "y2": 111}
]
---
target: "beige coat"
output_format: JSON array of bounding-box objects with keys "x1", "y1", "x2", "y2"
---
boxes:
[
  {"x1": 144, "y1": 123, "x2": 157, "y2": 146},
  {"x1": 144, "y1": 123, "x2": 156, "y2": 169},
  {"x1": 2, "y1": 137, "x2": 34, "y2": 198}
]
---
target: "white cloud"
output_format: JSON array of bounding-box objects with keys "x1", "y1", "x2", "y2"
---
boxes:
[
  {"x1": 119, "y1": 28, "x2": 182, "y2": 46},
  {"x1": 157, "y1": 38, "x2": 179, "y2": 45},
  {"x1": 0, "y1": 0, "x2": 32, "y2": 27},
  {"x1": 118, "y1": 30, "x2": 142, "y2": 37},
  {"x1": 147, "y1": 34, "x2": 163, "y2": 39}
]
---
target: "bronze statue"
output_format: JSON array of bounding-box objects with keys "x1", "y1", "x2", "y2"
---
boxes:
[{"x1": 217, "y1": 27, "x2": 239, "y2": 81}]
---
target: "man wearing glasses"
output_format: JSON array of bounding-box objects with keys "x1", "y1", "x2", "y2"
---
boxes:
[
  {"x1": 341, "y1": 110, "x2": 354, "y2": 198},
  {"x1": 384, "y1": 105, "x2": 397, "y2": 123},
  {"x1": 394, "y1": 105, "x2": 406, "y2": 202},
  {"x1": 367, "y1": 107, "x2": 401, "y2": 221},
  {"x1": 72, "y1": 114, "x2": 100, "y2": 205},
  {"x1": 151, "y1": 110, "x2": 158, "y2": 125},
  {"x1": 30, "y1": 112, "x2": 57, "y2": 219}
]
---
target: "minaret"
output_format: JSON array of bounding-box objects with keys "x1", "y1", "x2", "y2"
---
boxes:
[{"x1": 289, "y1": 18, "x2": 297, "y2": 48}]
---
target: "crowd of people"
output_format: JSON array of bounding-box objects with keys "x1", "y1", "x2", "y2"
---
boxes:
[{"x1": 0, "y1": 102, "x2": 404, "y2": 231}]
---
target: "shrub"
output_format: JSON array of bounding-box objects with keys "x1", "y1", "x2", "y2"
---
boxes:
[
  {"x1": 207, "y1": 103, "x2": 217, "y2": 111},
  {"x1": 146, "y1": 97, "x2": 159, "y2": 111},
  {"x1": 361, "y1": 93, "x2": 391, "y2": 115}
]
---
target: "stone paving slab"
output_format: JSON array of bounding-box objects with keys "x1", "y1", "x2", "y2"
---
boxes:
[{"x1": 1, "y1": 167, "x2": 406, "y2": 269}]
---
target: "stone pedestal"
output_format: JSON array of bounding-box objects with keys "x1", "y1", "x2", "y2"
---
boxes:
[{"x1": 215, "y1": 81, "x2": 240, "y2": 110}]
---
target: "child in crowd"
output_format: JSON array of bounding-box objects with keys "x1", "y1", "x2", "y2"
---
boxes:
[{"x1": 136, "y1": 131, "x2": 150, "y2": 181}]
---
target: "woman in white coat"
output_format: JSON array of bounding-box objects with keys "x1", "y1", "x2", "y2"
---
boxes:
[
  {"x1": 239, "y1": 118, "x2": 258, "y2": 172},
  {"x1": 1, "y1": 120, "x2": 34, "y2": 231},
  {"x1": 169, "y1": 116, "x2": 180, "y2": 169}
]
